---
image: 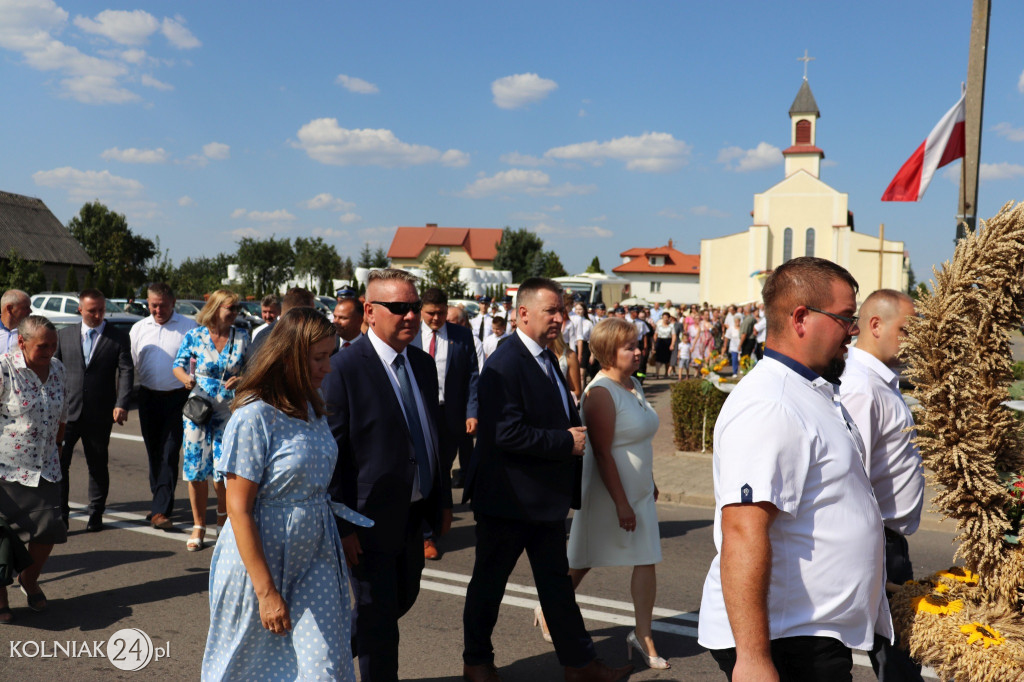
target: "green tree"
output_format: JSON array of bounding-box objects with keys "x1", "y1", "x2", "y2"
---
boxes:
[
  {"x1": 357, "y1": 243, "x2": 374, "y2": 268},
  {"x1": 83, "y1": 269, "x2": 94, "y2": 289},
  {"x1": 236, "y1": 236, "x2": 294, "y2": 295},
  {"x1": 294, "y1": 237, "x2": 343, "y2": 293},
  {"x1": 906, "y1": 264, "x2": 917, "y2": 295},
  {"x1": 372, "y1": 247, "x2": 389, "y2": 268},
  {"x1": 585, "y1": 256, "x2": 603, "y2": 274},
  {"x1": 1, "y1": 250, "x2": 46, "y2": 293},
  {"x1": 144, "y1": 237, "x2": 175, "y2": 286},
  {"x1": 421, "y1": 251, "x2": 467, "y2": 298},
  {"x1": 172, "y1": 254, "x2": 235, "y2": 298},
  {"x1": 63, "y1": 266, "x2": 79, "y2": 292},
  {"x1": 67, "y1": 201, "x2": 156, "y2": 291},
  {"x1": 95, "y1": 263, "x2": 111, "y2": 297},
  {"x1": 493, "y1": 227, "x2": 545, "y2": 282},
  {"x1": 528, "y1": 250, "x2": 567, "y2": 279},
  {"x1": 339, "y1": 256, "x2": 355, "y2": 281}
]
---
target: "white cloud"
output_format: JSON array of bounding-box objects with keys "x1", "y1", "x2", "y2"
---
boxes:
[
  {"x1": 717, "y1": 142, "x2": 783, "y2": 172},
  {"x1": 544, "y1": 132, "x2": 691, "y2": 172},
  {"x1": 230, "y1": 227, "x2": 263, "y2": 239},
  {"x1": 578, "y1": 225, "x2": 613, "y2": 238},
  {"x1": 533, "y1": 222, "x2": 612, "y2": 239},
  {"x1": 691, "y1": 205, "x2": 730, "y2": 218},
  {"x1": 509, "y1": 211, "x2": 549, "y2": 221},
  {"x1": 335, "y1": 74, "x2": 379, "y2": 94},
  {"x1": 101, "y1": 146, "x2": 168, "y2": 163},
  {"x1": 301, "y1": 193, "x2": 355, "y2": 211},
  {"x1": 60, "y1": 73, "x2": 138, "y2": 105},
  {"x1": 231, "y1": 209, "x2": 296, "y2": 222},
  {"x1": 161, "y1": 16, "x2": 200, "y2": 49},
  {"x1": 141, "y1": 73, "x2": 172, "y2": 90},
  {"x1": 312, "y1": 227, "x2": 350, "y2": 239},
  {"x1": 119, "y1": 48, "x2": 147, "y2": 64},
  {"x1": 980, "y1": 162, "x2": 1024, "y2": 181},
  {"x1": 994, "y1": 122, "x2": 1024, "y2": 142},
  {"x1": 459, "y1": 169, "x2": 595, "y2": 198},
  {"x1": 294, "y1": 118, "x2": 468, "y2": 168},
  {"x1": 1019, "y1": 69, "x2": 1024, "y2": 94},
  {"x1": 74, "y1": 10, "x2": 159, "y2": 46},
  {"x1": 178, "y1": 195, "x2": 193, "y2": 206},
  {"x1": 32, "y1": 166, "x2": 143, "y2": 200},
  {"x1": 658, "y1": 209, "x2": 686, "y2": 220},
  {"x1": 491, "y1": 73, "x2": 558, "y2": 109},
  {"x1": 203, "y1": 142, "x2": 230, "y2": 160},
  {"x1": 338, "y1": 212, "x2": 361, "y2": 224},
  {"x1": 500, "y1": 152, "x2": 551, "y2": 167},
  {"x1": 579, "y1": 109, "x2": 587, "y2": 118}
]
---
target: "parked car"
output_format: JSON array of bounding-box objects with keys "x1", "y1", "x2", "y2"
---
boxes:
[
  {"x1": 31, "y1": 292, "x2": 142, "y2": 329},
  {"x1": 175, "y1": 298, "x2": 257, "y2": 334},
  {"x1": 448, "y1": 299, "x2": 481, "y2": 318},
  {"x1": 109, "y1": 297, "x2": 149, "y2": 316}
]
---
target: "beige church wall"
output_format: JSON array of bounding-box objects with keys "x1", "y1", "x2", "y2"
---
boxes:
[{"x1": 700, "y1": 229, "x2": 766, "y2": 305}]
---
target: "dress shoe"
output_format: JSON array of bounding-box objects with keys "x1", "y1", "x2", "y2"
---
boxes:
[
  {"x1": 463, "y1": 662, "x2": 502, "y2": 682},
  {"x1": 150, "y1": 513, "x2": 173, "y2": 530},
  {"x1": 85, "y1": 512, "x2": 104, "y2": 532},
  {"x1": 564, "y1": 658, "x2": 633, "y2": 682},
  {"x1": 424, "y1": 538, "x2": 440, "y2": 560}
]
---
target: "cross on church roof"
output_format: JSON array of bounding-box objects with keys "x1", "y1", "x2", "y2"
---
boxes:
[{"x1": 798, "y1": 49, "x2": 815, "y2": 80}]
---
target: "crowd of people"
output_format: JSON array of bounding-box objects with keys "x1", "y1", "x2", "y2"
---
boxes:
[{"x1": 0, "y1": 260, "x2": 928, "y2": 682}]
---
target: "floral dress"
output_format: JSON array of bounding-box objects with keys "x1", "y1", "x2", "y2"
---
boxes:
[{"x1": 173, "y1": 326, "x2": 248, "y2": 482}]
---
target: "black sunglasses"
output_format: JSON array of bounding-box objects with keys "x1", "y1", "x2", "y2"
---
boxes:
[
  {"x1": 805, "y1": 306, "x2": 859, "y2": 331},
  {"x1": 371, "y1": 300, "x2": 422, "y2": 316}
]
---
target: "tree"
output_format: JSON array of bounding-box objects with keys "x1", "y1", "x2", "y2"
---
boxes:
[
  {"x1": 339, "y1": 256, "x2": 355, "y2": 281},
  {"x1": 357, "y1": 243, "x2": 374, "y2": 268},
  {"x1": 528, "y1": 250, "x2": 567, "y2": 279},
  {"x1": 372, "y1": 247, "x2": 389, "y2": 268},
  {"x1": 236, "y1": 236, "x2": 294, "y2": 295},
  {"x1": 63, "y1": 266, "x2": 79, "y2": 292},
  {"x1": 67, "y1": 201, "x2": 156, "y2": 291},
  {"x1": 145, "y1": 237, "x2": 176, "y2": 286},
  {"x1": 493, "y1": 227, "x2": 545, "y2": 282},
  {"x1": 294, "y1": 237, "x2": 343, "y2": 293},
  {"x1": 173, "y1": 254, "x2": 236, "y2": 298},
  {"x1": 906, "y1": 264, "x2": 917, "y2": 295},
  {"x1": 421, "y1": 251, "x2": 467, "y2": 298},
  {"x1": 586, "y1": 256, "x2": 603, "y2": 274},
  {"x1": 1, "y1": 250, "x2": 46, "y2": 293}
]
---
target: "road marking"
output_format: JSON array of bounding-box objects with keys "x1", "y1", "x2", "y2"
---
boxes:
[
  {"x1": 67, "y1": 502, "x2": 221, "y2": 543},
  {"x1": 110, "y1": 433, "x2": 145, "y2": 442}
]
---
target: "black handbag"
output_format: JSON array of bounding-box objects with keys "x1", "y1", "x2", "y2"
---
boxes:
[{"x1": 183, "y1": 392, "x2": 213, "y2": 425}]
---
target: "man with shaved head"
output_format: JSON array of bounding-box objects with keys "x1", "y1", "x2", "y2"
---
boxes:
[{"x1": 841, "y1": 289, "x2": 924, "y2": 682}]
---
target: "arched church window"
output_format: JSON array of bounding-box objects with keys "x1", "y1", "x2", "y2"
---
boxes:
[
  {"x1": 805, "y1": 228, "x2": 815, "y2": 257},
  {"x1": 783, "y1": 227, "x2": 793, "y2": 263},
  {"x1": 795, "y1": 119, "x2": 811, "y2": 145}
]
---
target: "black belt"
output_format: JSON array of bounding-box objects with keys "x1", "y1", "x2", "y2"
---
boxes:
[{"x1": 140, "y1": 386, "x2": 189, "y2": 395}]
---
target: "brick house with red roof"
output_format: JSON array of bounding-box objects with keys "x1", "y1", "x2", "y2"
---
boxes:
[
  {"x1": 387, "y1": 223, "x2": 503, "y2": 270},
  {"x1": 612, "y1": 239, "x2": 700, "y2": 304}
]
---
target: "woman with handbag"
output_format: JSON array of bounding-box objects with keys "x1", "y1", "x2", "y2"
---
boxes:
[{"x1": 173, "y1": 290, "x2": 249, "y2": 551}]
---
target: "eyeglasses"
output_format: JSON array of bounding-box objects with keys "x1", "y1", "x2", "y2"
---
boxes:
[
  {"x1": 805, "y1": 306, "x2": 859, "y2": 331},
  {"x1": 222, "y1": 304, "x2": 241, "y2": 313},
  {"x1": 370, "y1": 300, "x2": 422, "y2": 316}
]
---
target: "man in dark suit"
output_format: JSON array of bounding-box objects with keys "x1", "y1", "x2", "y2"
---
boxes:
[
  {"x1": 412, "y1": 287, "x2": 478, "y2": 559},
  {"x1": 324, "y1": 269, "x2": 451, "y2": 682},
  {"x1": 55, "y1": 289, "x2": 134, "y2": 532},
  {"x1": 462, "y1": 278, "x2": 632, "y2": 682}
]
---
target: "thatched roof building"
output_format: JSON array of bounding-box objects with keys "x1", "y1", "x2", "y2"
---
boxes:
[{"x1": 0, "y1": 191, "x2": 93, "y2": 282}]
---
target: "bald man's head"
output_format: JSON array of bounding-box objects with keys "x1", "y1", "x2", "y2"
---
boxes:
[{"x1": 854, "y1": 289, "x2": 916, "y2": 367}]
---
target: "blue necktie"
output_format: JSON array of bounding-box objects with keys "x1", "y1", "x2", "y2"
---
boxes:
[
  {"x1": 393, "y1": 355, "x2": 433, "y2": 498},
  {"x1": 543, "y1": 350, "x2": 570, "y2": 418},
  {"x1": 84, "y1": 328, "x2": 97, "y2": 364}
]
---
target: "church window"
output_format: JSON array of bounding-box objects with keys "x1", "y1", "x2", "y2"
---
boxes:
[
  {"x1": 805, "y1": 228, "x2": 815, "y2": 257},
  {"x1": 795, "y1": 119, "x2": 811, "y2": 145},
  {"x1": 783, "y1": 228, "x2": 793, "y2": 263}
]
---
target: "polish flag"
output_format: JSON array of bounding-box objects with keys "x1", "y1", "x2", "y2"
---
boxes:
[{"x1": 881, "y1": 92, "x2": 966, "y2": 202}]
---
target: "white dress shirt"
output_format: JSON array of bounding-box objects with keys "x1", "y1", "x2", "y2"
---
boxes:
[
  {"x1": 412, "y1": 322, "x2": 448, "y2": 404},
  {"x1": 129, "y1": 312, "x2": 197, "y2": 391},
  {"x1": 841, "y1": 346, "x2": 925, "y2": 536},
  {"x1": 81, "y1": 320, "x2": 106, "y2": 365},
  {"x1": 367, "y1": 328, "x2": 437, "y2": 502},
  {"x1": 516, "y1": 328, "x2": 569, "y2": 419}
]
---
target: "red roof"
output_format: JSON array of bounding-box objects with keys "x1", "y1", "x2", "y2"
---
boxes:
[
  {"x1": 388, "y1": 225, "x2": 503, "y2": 261},
  {"x1": 613, "y1": 241, "x2": 699, "y2": 275}
]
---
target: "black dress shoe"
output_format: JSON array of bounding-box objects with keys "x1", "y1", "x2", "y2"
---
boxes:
[{"x1": 86, "y1": 512, "x2": 104, "y2": 532}]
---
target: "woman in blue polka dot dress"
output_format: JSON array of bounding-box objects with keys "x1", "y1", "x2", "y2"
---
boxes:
[{"x1": 202, "y1": 308, "x2": 371, "y2": 681}]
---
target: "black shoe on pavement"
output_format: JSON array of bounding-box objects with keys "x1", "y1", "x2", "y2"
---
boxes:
[{"x1": 86, "y1": 512, "x2": 104, "y2": 532}]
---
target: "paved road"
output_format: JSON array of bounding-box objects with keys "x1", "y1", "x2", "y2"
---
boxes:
[{"x1": 0, "y1": 411, "x2": 959, "y2": 681}]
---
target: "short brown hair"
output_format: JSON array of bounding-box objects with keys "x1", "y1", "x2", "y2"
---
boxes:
[
  {"x1": 147, "y1": 282, "x2": 174, "y2": 300},
  {"x1": 261, "y1": 294, "x2": 280, "y2": 309},
  {"x1": 281, "y1": 287, "x2": 315, "y2": 313},
  {"x1": 421, "y1": 287, "x2": 448, "y2": 306},
  {"x1": 762, "y1": 257, "x2": 858, "y2": 337},
  {"x1": 233, "y1": 307, "x2": 336, "y2": 420},
  {"x1": 79, "y1": 288, "x2": 105, "y2": 302},
  {"x1": 588, "y1": 318, "x2": 638, "y2": 368},
  {"x1": 516, "y1": 277, "x2": 562, "y2": 309}
]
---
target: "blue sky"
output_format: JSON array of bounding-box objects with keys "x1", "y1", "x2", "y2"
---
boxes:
[{"x1": 1, "y1": 1, "x2": 1022, "y2": 284}]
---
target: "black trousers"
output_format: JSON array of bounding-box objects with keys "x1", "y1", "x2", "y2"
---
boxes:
[
  {"x1": 59, "y1": 418, "x2": 114, "y2": 518},
  {"x1": 710, "y1": 635, "x2": 853, "y2": 682},
  {"x1": 137, "y1": 387, "x2": 188, "y2": 518},
  {"x1": 868, "y1": 529, "x2": 924, "y2": 682},
  {"x1": 350, "y1": 500, "x2": 426, "y2": 682},
  {"x1": 463, "y1": 513, "x2": 595, "y2": 669}
]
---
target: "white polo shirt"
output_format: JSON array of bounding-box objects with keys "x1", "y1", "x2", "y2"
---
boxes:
[
  {"x1": 129, "y1": 312, "x2": 197, "y2": 391},
  {"x1": 840, "y1": 346, "x2": 925, "y2": 536},
  {"x1": 411, "y1": 322, "x2": 448, "y2": 405},
  {"x1": 698, "y1": 352, "x2": 891, "y2": 651}
]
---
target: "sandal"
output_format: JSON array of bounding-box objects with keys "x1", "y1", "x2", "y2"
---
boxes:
[
  {"x1": 19, "y1": 584, "x2": 47, "y2": 612},
  {"x1": 0, "y1": 606, "x2": 11, "y2": 624},
  {"x1": 186, "y1": 525, "x2": 206, "y2": 552}
]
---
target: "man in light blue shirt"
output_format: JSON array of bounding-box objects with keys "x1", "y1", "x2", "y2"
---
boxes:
[{"x1": 0, "y1": 289, "x2": 31, "y2": 353}]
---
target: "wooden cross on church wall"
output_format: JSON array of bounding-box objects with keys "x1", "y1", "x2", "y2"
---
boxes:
[{"x1": 859, "y1": 224, "x2": 904, "y2": 291}]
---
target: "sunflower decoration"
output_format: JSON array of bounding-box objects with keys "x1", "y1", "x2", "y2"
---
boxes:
[
  {"x1": 935, "y1": 567, "x2": 980, "y2": 587},
  {"x1": 960, "y1": 623, "x2": 1007, "y2": 649},
  {"x1": 911, "y1": 593, "x2": 964, "y2": 616}
]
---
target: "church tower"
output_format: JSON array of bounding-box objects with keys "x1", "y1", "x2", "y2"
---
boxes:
[{"x1": 783, "y1": 80, "x2": 823, "y2": 178}]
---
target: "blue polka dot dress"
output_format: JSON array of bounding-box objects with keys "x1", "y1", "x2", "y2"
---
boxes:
[{"x1": 201, "y1": 400, "x2": 371, "y2": 681}]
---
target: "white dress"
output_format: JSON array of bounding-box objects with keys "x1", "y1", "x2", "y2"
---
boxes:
[{"x1": 568, "y1": 373, "x2": 662, "y2": 568}]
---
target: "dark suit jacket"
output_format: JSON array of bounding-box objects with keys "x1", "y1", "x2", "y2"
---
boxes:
[
  {"x1": 463, "y1": 332, "x2": 582, "y2": 522},
  {"x1": 439, "y1": 322, "x2": 479, "y2": 438},
  {"x1": 324, "y1": 332, "x2": 451, "y2": 553},
  {"x1": 54, "y1": 322, "x2": 134, "y2": 424}
]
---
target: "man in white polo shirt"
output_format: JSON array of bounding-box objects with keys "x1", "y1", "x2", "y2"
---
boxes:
[
  {"x1": 698, "y1": 257, "x2": 891, "y2": 682},
  {"x1": 841, "y1": 289, "x2": 924, "y2": 682}
]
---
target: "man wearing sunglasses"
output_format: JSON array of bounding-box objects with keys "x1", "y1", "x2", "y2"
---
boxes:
[
  {"x1": 699, "y1": 257, "x2": 891, "y2": 682},
  {"x1": 324, "y1": 269, "x2": 450, "y2": 682}
]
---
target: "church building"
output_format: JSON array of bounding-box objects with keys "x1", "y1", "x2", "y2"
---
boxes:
[{"x1": 698, "y1": 79, "x2": 911, "y2": 305}]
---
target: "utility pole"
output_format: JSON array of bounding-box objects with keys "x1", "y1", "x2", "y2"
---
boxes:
[{"x1": 957, "y1": 0, "x2": 990, "y2": 240}]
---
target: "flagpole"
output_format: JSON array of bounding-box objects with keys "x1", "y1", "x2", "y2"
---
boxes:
[{"x1": 957, "y1": 0, "x2": 990, "y2": 240}]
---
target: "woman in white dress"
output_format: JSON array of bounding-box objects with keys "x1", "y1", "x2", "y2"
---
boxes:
[{"x1": 536, "y1": 317, "x2": 668, "y2": 669}]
